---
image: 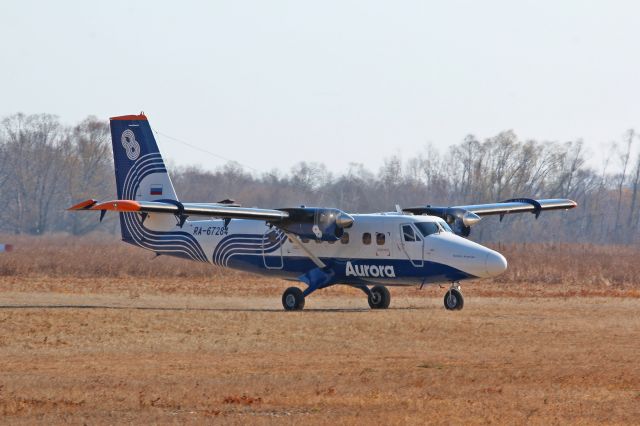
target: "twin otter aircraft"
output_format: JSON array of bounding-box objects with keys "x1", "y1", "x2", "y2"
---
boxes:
[{"x1": 69, "y1": 114, "x2": 577, "y2": 311}]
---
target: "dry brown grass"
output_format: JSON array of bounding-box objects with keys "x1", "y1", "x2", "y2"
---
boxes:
[
  {"x1": 0, "y1": 235, "x2": 639, "y2": 423},
  {"x1": 0, "y1": 234, "x2": 638, "y2": 298},
  {"x1": 0, "y1": 233, "x2": 216, "y2": 279},
  {"x1": 0, "y1": 294, "x2": 638, "y2": 424}
]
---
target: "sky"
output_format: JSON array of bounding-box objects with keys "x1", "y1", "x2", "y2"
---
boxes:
[{"x1": 1, "y1": 0, "x2": 640, "y2": 174}]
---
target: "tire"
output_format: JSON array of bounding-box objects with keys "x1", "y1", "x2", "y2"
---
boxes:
[
  {"x1": 368, "y1": 285, "x2": 391, "y2": 309},
  {"x1": 443, "y1": 288, "x2": 464, "y2": 310},
  {"x1": 282, "y1": 287, "x2": 305, "y2": 311}
]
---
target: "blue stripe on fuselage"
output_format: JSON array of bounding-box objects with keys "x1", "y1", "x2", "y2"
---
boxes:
[{"x1": 223, "y1": 254, "x2": 475, "y2": 286}]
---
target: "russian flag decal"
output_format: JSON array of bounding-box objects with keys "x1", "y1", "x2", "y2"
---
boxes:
[{"x1": 150, "y1": 184, "x2": 163, "y2": 196}]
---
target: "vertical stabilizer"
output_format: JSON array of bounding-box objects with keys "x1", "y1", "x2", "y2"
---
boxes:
[
  {"x1": 106, "y1": 114, "x2": 206, "y2": 262},
  {"x1": 109, "y1": 114, "x2": 178, "y2": 201}
]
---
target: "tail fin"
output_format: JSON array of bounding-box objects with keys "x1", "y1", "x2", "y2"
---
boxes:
[
  {"x1": 108, "y1": 114, "x2": 208, "y2": 262},
  {"x1": 109, "y1": 114, "x2": 178, "y2": 201}
]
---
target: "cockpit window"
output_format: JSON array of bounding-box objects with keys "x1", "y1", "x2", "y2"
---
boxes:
[
  {"x1": 402, "y1": 225, "x2": 417, "y2": 242},
  {"x1": 438, "y1": 220, "x2": 453, "y2": 233},
  {"x1": 416, "y1": 222, "x2": 440, "y2": 237}
]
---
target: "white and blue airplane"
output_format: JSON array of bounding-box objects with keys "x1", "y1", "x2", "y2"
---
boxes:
[{"x1": 69, "y1": 114, "x2": 577, "y2": 311}]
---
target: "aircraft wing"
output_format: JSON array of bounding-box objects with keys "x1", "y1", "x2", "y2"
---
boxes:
[
  {"x1": 68, "y1": 199, "x2": 289, "y2": 221},
  {"x1": 69, "y1": 199, "x2": 354, "y2": 242},
  {"x1": 451, "y1": 198, "x2": 577, "y2": 217},
  {"x1": 404, "y1": 198, "x2": 576, "y2": 218},
  {"x1": 403, "y1": 198, "x2": 577, "y2": 236}
]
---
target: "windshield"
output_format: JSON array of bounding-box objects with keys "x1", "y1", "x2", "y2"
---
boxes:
[
  {"x1": 415, "y1": 222, "x2": 440, "y2": 237},
  {"x1": 438, "y1": 220, "x2": 453, "y2": 233}
]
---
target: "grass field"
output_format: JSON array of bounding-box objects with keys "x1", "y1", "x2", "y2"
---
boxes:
[{"x1": 0, "y1": 236, "x2": 639, "y2": 424}]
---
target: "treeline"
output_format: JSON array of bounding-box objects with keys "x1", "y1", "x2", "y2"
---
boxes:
[
  {"x1": 1, "y1": 113, "x2": 638, "y2": 244},
  {"x1": 0, "y1": 114, "x2": 115, "y2": 236}
]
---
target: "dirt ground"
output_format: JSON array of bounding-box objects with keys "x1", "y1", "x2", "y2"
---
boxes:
[
  {"x1": 1, "y1": 287, "x2": 639, "y2": 424},
  {"x1": 0, "y1": 238, "x2": 639, "y2": 423}
]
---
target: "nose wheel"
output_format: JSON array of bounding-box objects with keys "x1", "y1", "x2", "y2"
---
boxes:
[{"x1": 444, "y1": 285, "x2": 464, "y2": 310}]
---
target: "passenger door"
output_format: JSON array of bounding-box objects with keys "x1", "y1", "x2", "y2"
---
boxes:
[
  {"x1": 262, "y1": 229, "x2": 284, "y2": 269},
  {"x1": 399, "y1": 223, "x2": 424, "y2": 267}
]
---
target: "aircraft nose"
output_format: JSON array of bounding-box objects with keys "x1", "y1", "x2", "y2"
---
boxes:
[{"x1": 485, "y1": 251, "x2": 508, "y2": 277}]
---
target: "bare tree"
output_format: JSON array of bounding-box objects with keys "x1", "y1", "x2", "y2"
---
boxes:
[
  {"x1": 1, "y1": 113, "x2": 67, "y2": 234},
  {"x1": 614, "y1": 130, "x2": 634, "y2": 237},
  {"x1": 626, "y1": 131, "x2": 640, "y2": 241},
  {"x1": 63, "y1": 116, "x2": 114, "y2": 235}
]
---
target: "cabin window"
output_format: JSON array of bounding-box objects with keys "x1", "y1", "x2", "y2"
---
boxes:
[
  {"x1": 362, "y1": 232, "x2": 372, "y2": 245},
  {"x1": 376, "y1": 232, "x2": 385, "y2": 245},
  {"x1": 402, "y1": 225, "x2": 416, "y2": 242},
  {"x1": 416, "y1": 222, "x2": 439, "y2": 237},
  {"x1": 341, "y1": 232, "x2": 350, "y2": 244}
]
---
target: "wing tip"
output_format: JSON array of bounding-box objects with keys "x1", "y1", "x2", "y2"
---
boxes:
[
  {"x1": 92, "y1": 200, "x2": 142, "y2": 212},
  {"x1": 67, "y1": 199, "x2": 98, "y2": 210},
  {"x1": 67, "y1": 199, "x2": 142, "y2": 212}
]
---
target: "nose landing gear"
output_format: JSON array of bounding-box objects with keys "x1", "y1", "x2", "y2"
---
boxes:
[{"x1": 444, "y1": 283, "x2": 464, "y2": 310}]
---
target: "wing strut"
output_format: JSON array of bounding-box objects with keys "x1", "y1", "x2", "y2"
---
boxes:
[
  {"x1": 284, "y1": 232, "x2": 326, "y2": 268},
  {"x1": 284, "y1": 232, "x2": 337, "y2": 295}
]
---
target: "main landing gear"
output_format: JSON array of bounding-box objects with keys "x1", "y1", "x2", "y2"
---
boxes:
[
  {"x1": 367, "y1": 285, "x2": 391, "y2": 309},
  {"x1": 281, "y1": 285, "x2": 391, "y2": 311},
  {"x1": 282, "y1": 287, "x2": 305, "y2": 311},
  {"x1": 443, "y1": 283, "x2": 464, "y2": 310}
]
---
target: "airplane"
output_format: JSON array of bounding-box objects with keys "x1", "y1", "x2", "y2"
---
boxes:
[{"x1": 69, "y1": 114, "x2": 577, "y2": 311}]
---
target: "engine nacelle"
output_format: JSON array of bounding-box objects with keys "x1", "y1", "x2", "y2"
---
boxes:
[
  {"x1": 277, "y1": 207, "x2": 354, "y2": 241},
  {"x1": 402, "y1": 206, "x2": 481, "y2": 237}
]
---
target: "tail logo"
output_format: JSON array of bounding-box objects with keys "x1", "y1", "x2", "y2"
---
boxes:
[{"x1": 121, "y1": 129, "x2": 141, "y2": 160}]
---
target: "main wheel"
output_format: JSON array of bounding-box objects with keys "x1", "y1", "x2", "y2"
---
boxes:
[
  {"x1": 368, "y1": 285, "x2": 391, "y2": 309},
  {"x1": 282, "y1": 287, "x2": 305, "y2": 311},
  {"x1": 443, "y1": 288, "x2": 464, "y2": 310}
]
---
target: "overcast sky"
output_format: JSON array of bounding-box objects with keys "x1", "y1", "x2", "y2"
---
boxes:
[{"x1": 2, "y1": 0, "x2": 639, "y2": 173}]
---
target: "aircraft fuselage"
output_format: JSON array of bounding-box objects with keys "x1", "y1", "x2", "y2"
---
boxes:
[{"x1": 133, "y1": 212, "x2": 507, "y2": 287}]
